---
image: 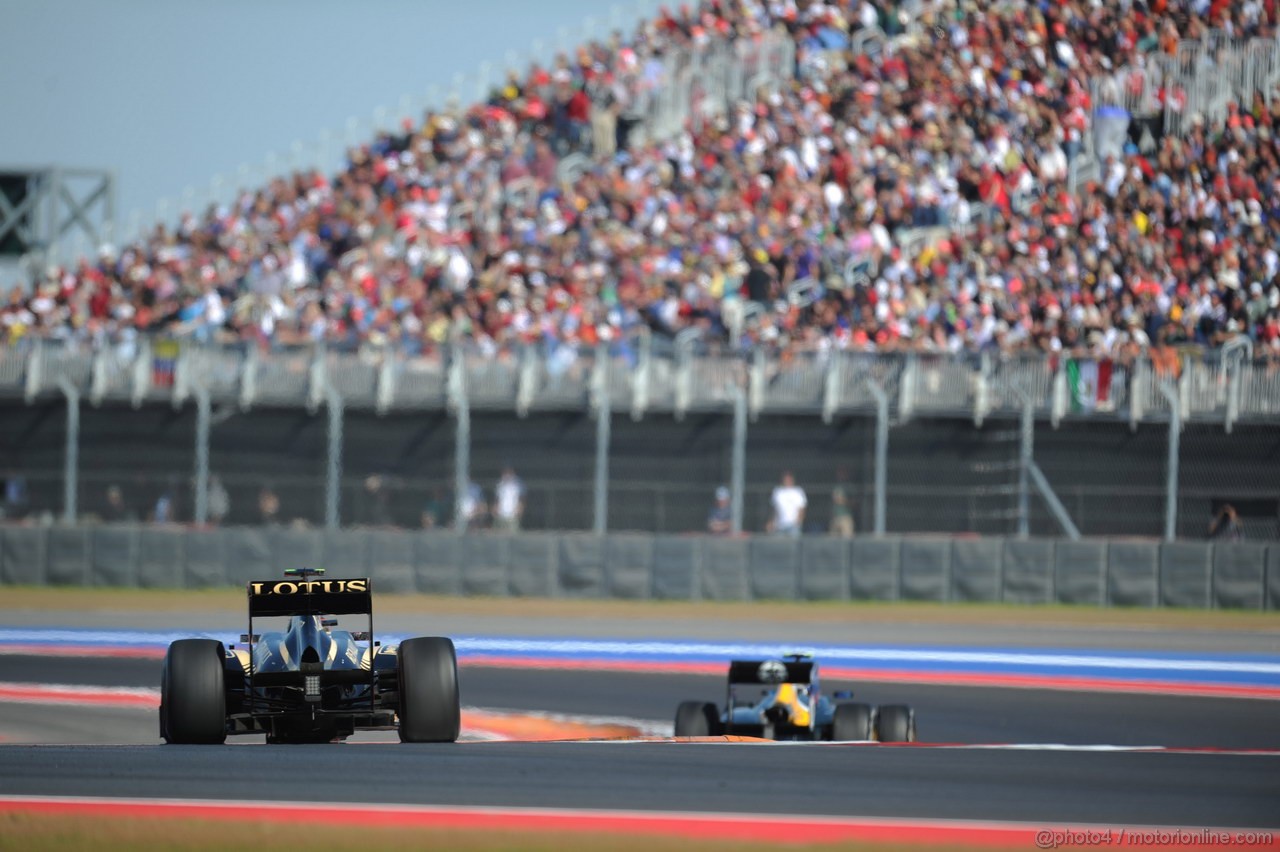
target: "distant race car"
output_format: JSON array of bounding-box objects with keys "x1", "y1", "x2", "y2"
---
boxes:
[
  {"x1": 673, "y1": 653, "x2": 917, "y2": 742},
  {"x1": 160, "y1": 568, "x2": 459, "y2": 744}
]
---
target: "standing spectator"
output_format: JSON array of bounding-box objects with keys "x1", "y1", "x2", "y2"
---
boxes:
[
  {"x1": 587, "y1": 72, "x2": 617, "y2": 157},
  {"x1": 258, "y1": 486, "x2": 281, "y2": 526},
  {"x1": 2, "y1": 474, "x2": 29, "y2": 521},
  {"x1": 102, "y1": 484, "x2": 132, "y2": 523},
  {"x1": 829, "y1": 486, "x2": 854, "y2": 539},
  {"x1": 706, "y1": 485, "x2": 732, "y2": 535},
  {"x1": 743, "y1": 249, "x2": 775, "y2": 307},
  {"x1": 1209, "y1": 504, "x2": 1244, "y2": 541},
  {"x1": 421, "y1": 486, "x2": 448, "y2": 530},
  {"x1": 152, "y1": 491, "x2": 174, "y2": 524},
  {"x1": 767, "y1": 472, "x2": 807, "y2": 537},
  {"x1": 206, "y1": 475, "x2": 230, "y2": 526},
  {"x1": 492, "y1": 467, "x2": 525, "y2": 533},
  {"x1": 360, "y1": 475, "x2": 394, "y2": 528}
]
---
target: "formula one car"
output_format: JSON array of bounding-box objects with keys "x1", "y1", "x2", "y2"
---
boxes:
[
  {"x1": 673, "y1": 653, "x2": 916, "y2": 742},
  {"x1": 159, "y1": 568, "x2": 460, "y2": 744}
]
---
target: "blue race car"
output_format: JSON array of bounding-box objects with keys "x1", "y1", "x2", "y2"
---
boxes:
[
  {"x1": 160, "y1": 568, "x2": 459, "y2": 744},
  {"x1": 673, "y1": 653, "x2": 917, "y2": 742}
]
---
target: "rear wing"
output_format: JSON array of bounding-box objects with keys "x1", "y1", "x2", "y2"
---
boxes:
[
  {"x1": 727, "y1": 659, "x2": 816, "y2": 685},
  {"x1": 246, "y1": 578, "x2": 373, "y2": 618}
]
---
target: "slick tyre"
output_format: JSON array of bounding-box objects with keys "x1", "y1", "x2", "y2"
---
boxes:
[
  {"x1": 674, "y1": 701, "x2": 720, "y2": 737},
  {"x1": 397, "y1": 637, "x2": 461, "y2": 743},
  {"x1": 160, "y1": 639, "x2": 227, "y2": 744},
  {"x1": 875, "y1": 704, "x2": 916, "y2": 743},
  {"x1": 830, "y1": 702, "x2": 874, "y2": 741}
]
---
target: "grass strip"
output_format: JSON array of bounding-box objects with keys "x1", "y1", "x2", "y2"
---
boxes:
[{"x1": 1, "y1": 585, "x2": 1276, "y2": 632}]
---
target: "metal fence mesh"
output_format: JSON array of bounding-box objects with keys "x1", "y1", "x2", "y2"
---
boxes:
[{"x1": 2, "y1": 381, "x2": 1277, "y2": 539}]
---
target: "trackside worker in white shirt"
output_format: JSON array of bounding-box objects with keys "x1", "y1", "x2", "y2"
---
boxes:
[
  {"x1": 768, "y1": 472, "x2": 807, "y2": 537},
  {"x1": 493, "y1": 467, "x2": 525, "y2": 532}
]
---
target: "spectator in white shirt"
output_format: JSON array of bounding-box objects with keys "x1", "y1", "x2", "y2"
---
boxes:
[
  {"x1": 493, "y1": 466, "x2": 525, "y2": 533},
  {"x1": 768, "y1": 472, "x2": 807, "y2": 537}
]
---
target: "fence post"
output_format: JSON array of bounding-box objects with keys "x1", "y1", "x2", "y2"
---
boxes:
[
  {"x1": 749, "y1": 347, "x2": 764, "y2": 422},
  {"x1": 326, "y1": 388, "x2": 344, "y2": 531},
  {"x1": 974, "y1": 351, "x2": 990, "y2": 428},
  {"x1": 239, "y1": 345, "x2": 258, "y2": 412},
  {"x1": 674, "y1": 333, "x2": 693, "y2": 421},
  {"x1": 898, "y1": 354, "x2": 916, "y2": 423},
  {"x1": 731, "y1": 385, "x2": 747, "y2": 535},
  {"x1": 1028, "y1": 463, "x2": 1081, "y2": 540},
  {"x1": 1050, "y1": 366, "x2": 1067, "y2": 429},
  {"x1": 194, "y1": 385, "x2": 210, "y2": 526},
  {"x1": 376, "y1": 349, "x2": 396, "y2": 415},
  {"x1": 1225, "y1": 361, "x2": 1239, "y2": 435},
  {"x1": 171, "y1": 345, "x2": 190, "y2": 410},
  {"x1": 58, "y1": 378, "x2": 80, "y2": 524},
  {"x1": 630, "y1": 330, "x2": 650, "y2": 421},
  {"x1": 1222, "y1": 336, "x2": 1253, "y2": 435},
  {"x1": 592, "y1": 343, "x2": 611, "y2": 535},
  {"x1": 1158, "y1": 380, "x2": 1180, "y2": 541},
  {"x1": 24, "y1": 339, "x2": 43, "y2": 404},
  {"x1": 1177, "y1": 362, "x2": 1191, "y2": 424},
  {"x1": 1129, "y1": 357, "x2": 1146, "y2": 431},
  {"x1": 1018, "y1": 399, "x2": 1032, "y2": 539},
  {"x1": 308, "y1": 345, "x2": 327, "y2": 415},
  {"x1": 90, "y1": 349, "x2": 107, "y2": 407},
  {"x1": 592, "y1": 399, "x2": 611, "y2": 534},
  {"x1": 448, "y1": 347, "x2": 470, "y2": 532},
  {"x1": 867, "y1": 378, "x2": 889, "y2": 536},
  {"x1": 516, "y1": 342, "x2": 536, "y2": 418},
  {"x1": 822, "y1": 352, "x2": 841, "y2": 425}
]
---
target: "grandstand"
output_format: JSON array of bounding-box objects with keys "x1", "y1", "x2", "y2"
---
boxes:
[{"x1": 2, "y1": 0, "x2": 1280, "y2": 543}]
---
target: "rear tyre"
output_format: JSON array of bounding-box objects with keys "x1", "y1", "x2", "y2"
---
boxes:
[
  {"x1": 160, "y1": 639, "x2": 227, "y2": 744},
  {"x1": 674, "y1": 701, "x2": 720, "y2": 737},
  {"x1": 830, "y1": 702, "x2": 874, "y2": 741},
  {"x1": 397, "y1": 637, "x2": 461, "y2": 743},
  {"x1": 875, "y1": 704, "x2": 916, "y2": 743}
]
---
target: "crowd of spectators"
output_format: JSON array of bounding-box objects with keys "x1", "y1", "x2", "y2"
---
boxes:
[{"x1": 4, "y1": 0, "x2": 1280, "y2": 369}]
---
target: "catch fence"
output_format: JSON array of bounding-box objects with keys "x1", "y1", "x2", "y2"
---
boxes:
[{"x1": 1, "y1": 340, "x2": 1277, "y2": 541}]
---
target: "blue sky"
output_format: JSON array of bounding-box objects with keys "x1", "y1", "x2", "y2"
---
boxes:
[{"x1": 3, "y1": 0, "x2": 665, "y2": 251}]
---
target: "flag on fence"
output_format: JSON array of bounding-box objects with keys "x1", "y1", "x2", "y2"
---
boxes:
[
  {"x1": 1066, "y1": 358, "x2": 1113, "y2": 412},
  {"x1": 152, "y1": 339, "x2": 180, "y2": 388}
]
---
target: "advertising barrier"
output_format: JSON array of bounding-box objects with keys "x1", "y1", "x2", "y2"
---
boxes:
[{"x1": 0, "y1": 526, "x2": 1274, "y2": 610}]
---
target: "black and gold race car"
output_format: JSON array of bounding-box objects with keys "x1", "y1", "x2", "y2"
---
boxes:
[{"x1": 160, "y1": 568, "x2": 459, "y2": 744}]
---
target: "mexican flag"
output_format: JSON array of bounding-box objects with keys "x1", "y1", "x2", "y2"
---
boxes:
[{"x1": 1066, "y1": 359, "x2": 1113, "y2": 412}]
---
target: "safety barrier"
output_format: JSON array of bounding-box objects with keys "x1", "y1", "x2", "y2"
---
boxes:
[
  {"x1": 2, "y1": 526, "x2": 1275, "y2": 609},
  {"x1": 8, "y1": 338, "x2": 1280, "y2": 427}
]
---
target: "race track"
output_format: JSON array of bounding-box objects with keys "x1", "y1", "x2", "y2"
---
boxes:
[
  {"x1": 1, "y1": 654, "x2": 1279, "y2": 830},
  {"x1": 4, "y1": 655, "x2": 1280, "y2": 749},
  {"x1": 2, "y1": 615, "x2": 1279, "y2": 840},
  {"x1": 0, "y1": 741, "x2": 1277, "y2": 828}
]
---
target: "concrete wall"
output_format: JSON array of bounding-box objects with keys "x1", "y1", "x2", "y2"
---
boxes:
[{"x1": 1, "y1": 526, "x2": 1274, "y2": 609}]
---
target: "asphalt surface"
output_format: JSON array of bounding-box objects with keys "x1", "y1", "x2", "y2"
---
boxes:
[
  {"x1": 0, "y1": 742, "x2": 1276, "y2": 827},
  {"x1": 5, "y1": 656, "x2": 1280, "y2": 750},
  {"x1": 2, "y1": 611, "x2": 1279, "y2": 828}
]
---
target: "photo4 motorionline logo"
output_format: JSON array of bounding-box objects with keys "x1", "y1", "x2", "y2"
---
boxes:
[{"x1": 1035, "y1": 828, "x2": 1275, "y2": 849}]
